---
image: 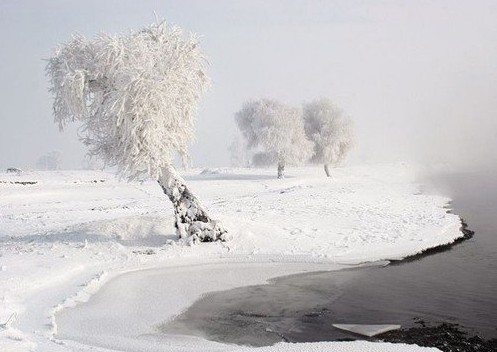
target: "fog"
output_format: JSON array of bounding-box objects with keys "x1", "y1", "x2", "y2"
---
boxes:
[{"x1": 1, "y1": 0, "x2": 496, "y2": 171}]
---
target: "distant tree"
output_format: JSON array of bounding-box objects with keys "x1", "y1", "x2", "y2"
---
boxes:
[
  {"x1": 228, "y1": 134, "x2": 250, "y2": 167},
  {"x1": 235, "y1": 99, "x2": 313, "y2": 178},
  {"x1": 46, "y1": 21, "x2": 226, "y2": 242},
  {"x1": 251, "y1": 152, "x2": 276, "y2": 168},
  {"x1": 81, "y1": 155, "x2": 105, "y2": 171},
  {"x1": 303, "y1": 98, "x2": 354, "y2": 177},
  {"x1": 36, "y1": 150, "x2": 61, "y2": 170}
]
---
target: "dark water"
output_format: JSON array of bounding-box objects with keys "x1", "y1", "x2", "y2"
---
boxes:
[{"x1": 162, "y1": 171, "x2": 497, "y2": 346}]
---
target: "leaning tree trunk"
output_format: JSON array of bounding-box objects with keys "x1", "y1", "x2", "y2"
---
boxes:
[
  {"x1": 277, "y1": 162, "x2": 285, "y2": 179},
  {"x1": 324, "y1": 164, "x2": 331, "y2": 177},
  {"x1": 158, "y1": 164, "x2": 227, "y2": 242}
]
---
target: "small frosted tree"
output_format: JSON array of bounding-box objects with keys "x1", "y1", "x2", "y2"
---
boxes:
[
  {"x1": 235, "y1": 99, "x2": 312, "y2": 178},
  {"x1": 36, "y1": 150, "x2": 61, "y2": 170},
  {"x1": 46, "y1": 21, "x2": 226, "y2": 242},
  {"x1": 228, "y1": 134, "x2": 249, "y2": 167},
  {"x1": 303, "y1": 98, "x2": 354, "y2": 177}
]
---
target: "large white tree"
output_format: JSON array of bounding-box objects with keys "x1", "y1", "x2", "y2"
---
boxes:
[
  {"x1": 303, "y1": 98, "x2": 354, "y2": 177},
  {"x1": 46, "y1": 21, "x2": 226, "y2": 242},
  {"x1": 235, "y1": 99, "x2": 313, "y2": 178}
]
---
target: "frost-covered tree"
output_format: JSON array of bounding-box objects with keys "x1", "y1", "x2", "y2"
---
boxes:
[
  {"x1": 228, "y1": 134, "x2": 249, "y2": 167},
  {"x1": 235, "y1": 99, "x2": 313, "y2": 178},
  {"x1": 46, "y1": 21, "x2": 226, "y2": 242},
  {"x1": 36, "y1": 150, "x2": 61, "y2": 170},
  {"x1": 303, "y1": 98, "x2": 354, "y2": 177}
]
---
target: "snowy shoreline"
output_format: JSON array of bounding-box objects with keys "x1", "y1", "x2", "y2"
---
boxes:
[{"x1": 0, "y1": 164, "x2": 460, "y2": 352}]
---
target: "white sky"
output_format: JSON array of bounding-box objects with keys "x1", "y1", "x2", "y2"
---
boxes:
[{"x1": 1, "y1": 0, "x2": 496, "y2": 170}]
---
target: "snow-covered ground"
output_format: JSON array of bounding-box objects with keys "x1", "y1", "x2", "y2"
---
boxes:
[{"x1": 0, "y1": 164, "x2": 462, "y2": 352}]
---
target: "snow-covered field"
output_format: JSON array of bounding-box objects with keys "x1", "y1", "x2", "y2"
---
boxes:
[{"x1": 0, "y1": 164, "x2": 461, "y2": 352}]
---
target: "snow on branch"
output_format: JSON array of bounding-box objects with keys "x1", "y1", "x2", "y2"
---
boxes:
[{"x1": 46, "y1": 21, "x2": 209, "y2": 180}]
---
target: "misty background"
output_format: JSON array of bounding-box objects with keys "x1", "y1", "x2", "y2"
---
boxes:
[{"x1": 1, "y1": 0, "x2": 496, "y2": 170}]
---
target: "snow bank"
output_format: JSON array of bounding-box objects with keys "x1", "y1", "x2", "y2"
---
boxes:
[{"x1": 0, "y1": 164, "x2": 459, "y2": 351}]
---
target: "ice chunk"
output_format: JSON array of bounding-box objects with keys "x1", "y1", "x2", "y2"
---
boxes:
[{"x1": 332, "y1": 323, "x2": 401, "y2": 337}]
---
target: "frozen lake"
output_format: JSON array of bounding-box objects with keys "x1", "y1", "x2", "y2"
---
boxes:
[{"x1": 161, "y1": 170, "x2": 497, "y2": 345}]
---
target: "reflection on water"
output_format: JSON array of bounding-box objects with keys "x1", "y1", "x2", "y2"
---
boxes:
[{"x1": 162, "y1": 171, "x2": 497, "y2": 346}]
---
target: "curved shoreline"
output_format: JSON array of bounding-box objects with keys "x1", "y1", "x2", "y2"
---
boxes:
[
  {"x1": 388, "y1": 218, "x2": 474, "y2": 265},
  {"x1": 53, "y1": 220, "x2": 471, "y2": 352}
]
